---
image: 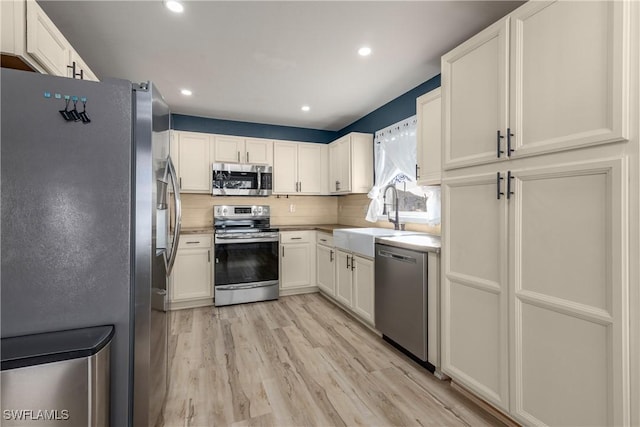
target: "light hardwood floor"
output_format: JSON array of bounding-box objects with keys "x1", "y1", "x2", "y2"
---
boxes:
[{"x1": 161, "y1": 293, "x2": 506, "y2": 427}]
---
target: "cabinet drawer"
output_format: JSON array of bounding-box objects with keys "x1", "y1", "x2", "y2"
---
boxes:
[
  {"x1": 280, "y1": 231, "x2": 312, "y2": 244},
  {"x1": 316, "y1": 232, "x2": 334, "y2": 247},
  {"x1": 178, "y1": 234, "x2": 212, "y2": 249}
]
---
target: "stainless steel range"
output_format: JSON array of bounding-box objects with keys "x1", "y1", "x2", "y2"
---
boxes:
[{"x1": 213, "y1": 205, "x2": 279, "y2": 306}]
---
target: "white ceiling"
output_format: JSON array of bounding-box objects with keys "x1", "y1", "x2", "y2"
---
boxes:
[{"x1": 39, "y1": 1, "x2": 523, "y2": 131}]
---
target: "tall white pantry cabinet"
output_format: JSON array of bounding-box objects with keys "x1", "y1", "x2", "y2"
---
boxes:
[{"x1": 440, "y1": 1, "x2": 640, "y2": 426}]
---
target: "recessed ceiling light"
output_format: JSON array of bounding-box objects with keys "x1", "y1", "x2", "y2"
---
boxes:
[
  {"x1": 180, "y1": 89, "x2": 192, "y2": 96},
  {"x1": 301, "y1": 105, "x2": 310, "y2": 112},
  {"x1": 358, "y1": 46, "x2": 372, "y2": 57},
  {"x1": 165, "y1": 0, "x2": 184, "y2": 13}
]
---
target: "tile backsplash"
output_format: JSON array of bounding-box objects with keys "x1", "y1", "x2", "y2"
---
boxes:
[
  {"x1": 179, "y1": 193, "x2": 440, "y2": 236},
  {"x1": 180, "y1": 194, "x2": 338, "y2": 228}
]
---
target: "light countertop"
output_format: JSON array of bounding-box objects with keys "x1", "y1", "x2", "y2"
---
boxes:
[{"x1": 375, "y1": 234, "x2": 441, "y2": 254}]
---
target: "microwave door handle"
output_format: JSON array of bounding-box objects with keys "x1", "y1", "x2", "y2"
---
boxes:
[{"x1": 166, "y1": 157, "x2": 181, "y2": 275}]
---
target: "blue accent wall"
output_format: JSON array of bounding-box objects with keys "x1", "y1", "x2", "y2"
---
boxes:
[
  {"x1": 336, "y1": 74, "x2": 441, "y2": 137},
  {"x1": 171, "y1": 73, "x2": 440, "y2": 142},
  {"x1": 172, "y1": 114, "x2": 337, "y2": 144}
]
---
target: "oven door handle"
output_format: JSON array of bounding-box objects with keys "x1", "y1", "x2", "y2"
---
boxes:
[{"x1": 215, "y1": 236, "x2": 279, "y2": 244}]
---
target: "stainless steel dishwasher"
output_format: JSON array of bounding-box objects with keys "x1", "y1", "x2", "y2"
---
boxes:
[{"x1": 375, "y1": 243, "x2": 428, "y2": 363}]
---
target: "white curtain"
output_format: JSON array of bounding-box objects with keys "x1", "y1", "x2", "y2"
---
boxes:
[{"x1": 366, "y1": 116, "x2": 417, "y2": 222}]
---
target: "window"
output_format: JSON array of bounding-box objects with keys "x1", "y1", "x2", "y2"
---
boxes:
[{"x1": 365, "y1": 116, "x2": 441, "y2": 225}]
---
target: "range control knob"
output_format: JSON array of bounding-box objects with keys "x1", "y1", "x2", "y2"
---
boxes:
[
  {"x1": 257, "y1": 206, "x2": 263, "y2": 214},
  {"x1": 221, "y1": 207, "x2": 228, "y2": 216}
]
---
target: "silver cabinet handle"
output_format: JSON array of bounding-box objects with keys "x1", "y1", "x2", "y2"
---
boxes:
[
  {"x1": 282, "y1": 246, "x2": 285, "y2": 257},
  {"x1": 346, "y1": 255, "x2": 350, "y2": 269},
  {"x1": 291, "y1": 237, "x2": 302, "y2": 240},
  {"x1": 208, "y1": 250, "x2": 211, "y2": 263},
  {"x1": 320, "y1": 238, "x2": 327, "y2": 242},
  {"x1": 237, "y1": 151, "x2": 240, "y2": 162},
  {"x1": 330, "y1": 250, "x2": 334, "y2": 262},
  {"x1": 186, "y1": 241, "x2": 200, "y2": 244},
  {"x1": 246, "y1": 152, "x2": 249, "y2": 163},
  {"x1": 179, "y1": 177, "x2": 182, "y2": 189}
]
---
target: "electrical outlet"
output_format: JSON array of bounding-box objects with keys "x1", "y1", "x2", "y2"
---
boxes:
[{"x1": 289, "y1": 204, "x2": 296, "y2": 213}]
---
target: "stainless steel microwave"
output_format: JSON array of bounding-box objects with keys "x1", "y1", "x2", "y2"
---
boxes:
[{"x1": 211, "y1": 163, "x2": 272, "y2": 196}]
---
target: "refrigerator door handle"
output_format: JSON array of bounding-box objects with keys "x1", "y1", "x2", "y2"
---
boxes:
[{"x1": 166, "y1": 157, "x2": 181, "y2": 275}]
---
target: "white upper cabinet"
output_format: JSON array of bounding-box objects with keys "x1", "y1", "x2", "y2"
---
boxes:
[
  {"x1": 442, "y1": 17, "x2": 509, "y2": 170},
  {"x1": 416, "y1": 87, "x2": 442, "y2": 185},
  {"x1": 273, "y1": 142, "x2": 298, "y2": 194},
  {"x1": 25, "y1": 0, "x2": 70, "y2": 77},
  {"x1": 328, "y1": 132, "x2": 373, "y2": 194},
  {"x1": 2, "y1": 0, "x2": 98, "y2": 81},
  {"x1": 273, "y1": 141, "x2": 326, "y2": 195},
  {"x1": 297, "y1": 143, "x2": 324, "y2": 194},
  {"x1": 442, "y1": 1, "x2": 629, "y2": 170},
  {"x1": 245, "y1": 138, "x2": 273, "y2": 165},
  {"x1": 174, "y1": 131, "x2": 211, "y2": 193},
  {"x1": 508, "y1": 1, "x2": 629, "y2": 157},
  {"x1": 213, "y1": 135, "x2": 273, "y2": 165}
]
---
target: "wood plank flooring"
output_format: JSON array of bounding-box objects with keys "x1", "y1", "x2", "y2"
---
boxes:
[{"x1": 161, "y1": 293, "x2": 506, "y2": 427}]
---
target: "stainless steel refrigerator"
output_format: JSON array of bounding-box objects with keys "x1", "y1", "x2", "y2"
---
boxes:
[{"x1": 0, "y1": 68, "x2": 182, "y2": 426}]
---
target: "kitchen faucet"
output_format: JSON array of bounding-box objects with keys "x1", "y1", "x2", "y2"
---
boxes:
[{"x1": 382, "y1": 184, "x2": 405, "y2": 230}]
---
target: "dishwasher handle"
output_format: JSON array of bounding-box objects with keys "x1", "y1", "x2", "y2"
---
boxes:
[{"x1": 377, "y1": 249, "x2": 417, "y2": 264}]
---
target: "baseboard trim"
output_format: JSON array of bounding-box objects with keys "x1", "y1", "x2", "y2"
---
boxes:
[
  {"x1": 450, "y1": 382, "x2": 521, "y2": 427},
  {"x1": 279, "y1": 286, "x2": 319, "y2": 297},
  {"x1": 168, "y1": 298, "x2": 213, "y2": 310}
]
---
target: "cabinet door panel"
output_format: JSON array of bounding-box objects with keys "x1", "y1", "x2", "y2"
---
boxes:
[
  {"x1": 280, "y1": 244, "x2": 310, "y2": 289},
  {"x1": 178, "y1": 132, "x2": 211, "y2": 192},
  {"x1": 329, "y1": 136, "x2": 351, "y2": 193},
  {"x1": 26, "y1": 0, "x2": 70, "y2": 77},
  {"x1": 298, "y1": 143, "x2": 322, "y2": 194},
  {"x1": 245, "y1": 138, "x2": 272, "y2": 165},
  {"x1": 510, "y1": 159, "x2": 628, "y2": 426},
  {"x1": 510, "y1": 1, "x2": 629, "y2": 157},
  {"x1": 442, "y1": 17, "x2": 509, "y2": 170},
  {"x1": 442, "y1": 173, "x2": 509, "y2": 410},
  {"x1": 417, "y1": 88, "x2": 442, "y2": 185},
  {"x1": 316, "y1": 244, "x2": 335, "y2": 296},
  {"x1": 214, "y1": 135, "x2": 243, "y2": 163},
  {"x1": 171, "y1": 248, "x2": 212, "y2": 301},
  {"x1": 353, "y1": 256, "x2": 374, "y2": 325},
  {"x1": 273, "y1": 142, "x2": 298, "y2": 194},
  {"x1": 335, "y1": 250, "x2": 353, "y2": 306}
]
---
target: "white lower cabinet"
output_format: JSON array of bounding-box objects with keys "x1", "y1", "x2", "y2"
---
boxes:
[
  {"x1": 316, "y1": 243, "x2": 335, "y2": 296},
  {"x1": 169, "y1": 234, "x2": 213, "y2": 309},
  {"x1": 352, "y1": 256, "x2": 374, "y2": 325},
  {"x1": 279, "y1": 231, "x2": 316, "y2": 295},
  {"x1": 335, "y1": 249, "x2": 375, "y2": 326},
  {"x1": 442, "y1": 157, "x2": 629, "y2": 424}
]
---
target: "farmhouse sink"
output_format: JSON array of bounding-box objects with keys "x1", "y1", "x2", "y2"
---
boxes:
[{"x1": 333, "y1": 228, "x2": 423, "y2": 258}]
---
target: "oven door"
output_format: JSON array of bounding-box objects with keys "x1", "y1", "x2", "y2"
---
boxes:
[{"x1": 214, "y1": 235, "x2": 279, "y2": 306}]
